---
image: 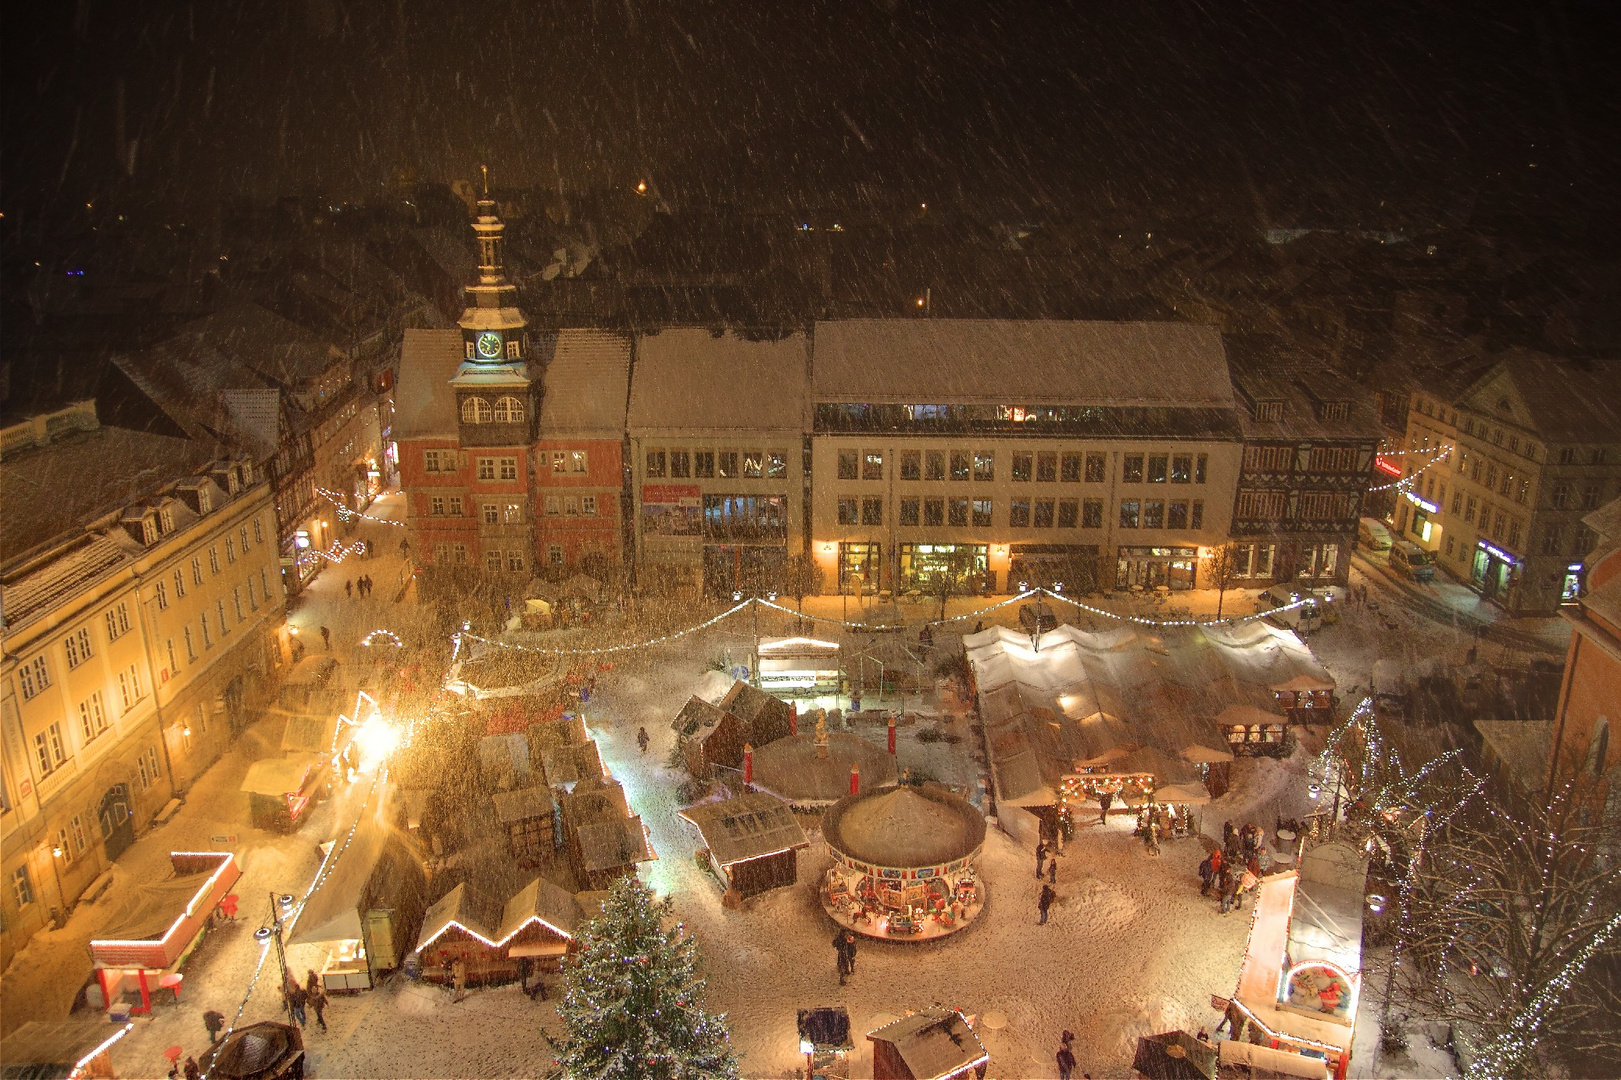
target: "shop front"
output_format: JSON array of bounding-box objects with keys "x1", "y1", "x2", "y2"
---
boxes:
[
  {"x1": 896, "y1": 543, "x2": 987, "y2": 595},
  {"x1": 1470, "y1": 539, "x2": 1518, "y2": 604},
  {"x1": 838, "y1": 541, "x2": 884, "y2": 596},
  {"x1": 1562, "y1": 562, "x2": 1585, "y2": 605},
  {"x1": 703, "y1": 543, "x2": 786, "y2": 598},
  {"x1": 1008, "y1": 544, "x2": 1098, "y2": 592},
  {"x1": 1115, "y1": 546, "x2": 1198, "y2": 590}
]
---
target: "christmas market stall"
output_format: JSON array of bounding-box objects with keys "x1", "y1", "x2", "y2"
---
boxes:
[
  {"x1": 674, "y1": 681, "x2": 797, "y2": 778},
  {"x1": 285, "y1": 815, "x2": 426, "y2": 993},
  {"x1": 678, "y1": 791, "x2": 810, "y2": 899},
  {"x1": 492, "y1": 784, "x2": 557, "y2": 865},
  {"x1": 797, "y1": 1007, "x2": 854, "y2": 1080},
  {"x1": 89, "y1": 851, "x2": 240, "y2": 1015},
  {"x1": 0, "y1": 1020, "x2": 134, "y2": 1079},
  {"x1": 1213, "y1": 704, "x2": 1291, "y2": 757},
  {"x1": 1219, "y1": 840, "x2": 1368, "y2": 1080},
  {"x1": 757, "y1": 636, "x2": 842, "y2": 694},
  {"x1": 1271, "y1": 674, "x2": 1338, "y2": 725},
  {"x1": 867, "y1": 1009, "x2": 989, "y2": 1080},
  {"x1": 820, "y1": 784, "x2": 986, "y2": 941},
  {"x1": 241, "y1": 756, "x2": 328, "y2": 832},
  {"x1": 557, "y1": 775, "x2": 656, "y2": 890},
  {"x1": 1131, "y1": 1030, "x2": 1217, "y2": 1080},
  {"x1": 411, "y1": 875, "x2": 582, "y2": 986}
]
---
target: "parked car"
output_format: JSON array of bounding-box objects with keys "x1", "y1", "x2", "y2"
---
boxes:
[
  {"x1": 1389, "y1": 541, "x2": 1436, "y2": 582},
  {"x1": 1257, "y1": 584, "x2": 1322, "y2": 630},
  {"x1": 1358, "y1": 517, "x2": 1393, "y2": 551}
]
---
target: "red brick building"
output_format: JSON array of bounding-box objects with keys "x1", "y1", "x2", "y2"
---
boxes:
[
  {"x1": 1549, "y1": 495, "x2": 1621, "y2": 818},
  {"x1": 533, "y1": 330, "x2": 630, "y2": 576}
]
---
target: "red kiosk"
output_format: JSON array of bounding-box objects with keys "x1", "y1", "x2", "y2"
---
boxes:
[{"x1": 89, "y1": 851, "x2": 240, "y2": 1015}]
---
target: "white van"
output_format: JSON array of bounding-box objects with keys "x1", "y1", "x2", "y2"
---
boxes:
[
  {"x1": 1389, "y1": 541, "x2": 1436, "y2": 583},
  {"x1": 1358, "y1": 517, "x2": 1392, "y2": 551}
]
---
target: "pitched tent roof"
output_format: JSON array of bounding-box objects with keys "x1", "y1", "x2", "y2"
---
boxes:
[
  {"x1": 413, "y1": 882, "x2": 500, "y2": 953},
  {"x1": 628, "y1": 329, "x2": 809, "y2": 434},
  {"x1": 866, "y1": 1009, "x2": 989, "y2": 1080},
  {"x1": 813, "y1": 319, "x2": 1233, "y2": 407},
  {"x1": 823, "y1": 785, "x2": 985, "y2": 870},
  {"x1": 672, "y1": 695, "x2": 729, "y2": 737},
  {"x1": 0, "y1": 1021, "x2": 133, "y2": 1078},
  {"x1": 240, "y1": 757, "x2": 316, "y2": 796},
  {"x1": 496, "y1": 876, "x2": 583, "y2": 942},
  {"x1": 750, "y1": 732, "x2": 898, "y2": 805},
  {"x1": 394, "y1": 329, "x2": 463, "y2": 439},
  {"x1": 287, "y1": 815, "x2": 420, "y2": 946},
  {"x1": 536, "y1": 330, "x2": 631, "y2": 436},
  {"x1": 678, "y1": 791, "x2": 809, "y2": 867}
]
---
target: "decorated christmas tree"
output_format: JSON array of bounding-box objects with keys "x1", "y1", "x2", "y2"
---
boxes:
[{"x1": 552, "y1": 875, "x2": 740, "y2": 1080}]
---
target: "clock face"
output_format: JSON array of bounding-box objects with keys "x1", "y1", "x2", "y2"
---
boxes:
[{"x1": 476, "y1": 331, "x2": 503, "y2": 359}]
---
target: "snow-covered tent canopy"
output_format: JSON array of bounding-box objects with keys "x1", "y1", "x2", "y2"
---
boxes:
[
  {"x1": 750, "y1": 733, "x2": 897, "y2": 806},
  {"x1": 822, "y1": 785, "x2": 985, "y2": 873},
  {"x1": 287, "y1": 815, "x2": 423, "y2": 947}
]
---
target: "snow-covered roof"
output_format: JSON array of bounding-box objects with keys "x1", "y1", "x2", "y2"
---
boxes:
[
  {"x1": 287, "y1": 817, "x2": 398, "y2": 946},
  {"x1": 1, "y1": 1021, "x2": 133, "y2": 1074},
  {"x1": 239, "y1": 758, "x2": 315, "y2": 796},
  {"x1": 812, "y1": 319, "x2": 1233, "y2": 407},
  {"x1": 823, "y1": 785, "x2": 984, "y2": 870},
  {"x1": 496, "y1": 876, "x2": 582, "y2": 942},
  {"x1": 1289, "y1": 842, "x2": 1368, "y2": 973},
  {"x1": 414, "y1": 883, "x2": 501, "y2": 952},
  {"x1": 536, "y1": 330, "x2": 631, "y2": 436},
  {"x1": 749, "y1": 733, "x2": 898, "y2": 805},
  {"x1": 575, "y1": 816, "x2": 655, "y2": 872},
  {"x1": 491, "y1": 785, "x2": 555, "y2": 825},
  {"x1": 394, "y1": 329, "x2": 463, "y2": 439},
  {"x1": 678, "y1": 791, "x2": 809, "y2": 867},
  {"x1": 865, "y1": 1009, "x2": 988, "y2": 1080},
  {"x1": 627, "y1": 329, "x2": 809, "y2": 434}
]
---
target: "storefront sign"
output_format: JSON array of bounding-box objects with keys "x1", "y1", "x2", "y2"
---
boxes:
[
  {"x1": 1403, "y1": 490, "x2": 1439, "y2": 514},
  {"x1": 1476, "y1": 539, "x2": 1520, "y2": 565},
  {"x1": 1374, "y1": 455, "x2": 1404, "y2": 478},
  {"x1": 641, "y1": 485, "x2": 702, "y2": 536}
]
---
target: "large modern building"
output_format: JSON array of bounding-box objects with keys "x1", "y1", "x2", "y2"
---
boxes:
[
  {"x1": 1399, "y1": 350, "x2": 1621, "y2": 614},
  {"x1": 1, "y1": 405, "x2": 288, "y2": 968}
]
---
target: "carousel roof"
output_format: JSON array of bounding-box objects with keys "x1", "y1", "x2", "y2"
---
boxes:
[
  {"x1": 823, "y1": 785, "x2": 985, "y2": 870},
  {"x1": 750, "y1": 732, "x2": 897, "y2": 805}
]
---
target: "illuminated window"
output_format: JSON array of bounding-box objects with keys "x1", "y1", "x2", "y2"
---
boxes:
[
  {"x1": 461, "y1": 397, "x2": 493, "y2": 424},
  {"x1": 493, "y1": 396, "x2": 525, "y2": 422}
]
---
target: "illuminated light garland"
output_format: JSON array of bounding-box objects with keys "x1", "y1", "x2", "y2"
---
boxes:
[
  {"x1": 295, "y1": 539, "x2": 370, "y2": 567},
  {"x1": 360, "y1": 629, "x2": 403, "y2": 648},
  {"x1": 1038, "y1": 587, "x2": 1316, "y2": 629},
  {"x1": 1366, "y1": 445, "x2": 1452, "y2": 493},
  {"x1": 314, "y1": 486, "x2": 408, "y2": 528},
  {"x1": 459, "y1": 601, "x2": 754, "y2": 656},
  {"x1": 754, "y1": 590, "x2": 1035, "y2": 630}
]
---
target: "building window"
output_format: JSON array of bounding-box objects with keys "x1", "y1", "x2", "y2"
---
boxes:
[
  {"x1": 950, "y1": 452, "x2": 971, "y2": 481},
  {"x1": 1196, "y1": 455, "x2": 1208, "y2": 483},
  {"x1": 217, "y1": 599, "x2": 230, "y2": 635},
  {"x1": 1087, "y1": 453, "x2": 1110, "y2": 483},
  {"x1": 1012, "y1": 453, "x2": 1032, "y2": 482},
  {"x1": 925, "y1": 451, "x2": 947, "y2": 481},
  {"x1": 138, "y1": 745, "x2": 162, "y2": 790},
  {"x1": 743, "y1": 451, "x2": 764, "y2": 478},
  {"x1": 201, "y1": 612, "x2": 213, "y2": 649},
  {"x1": 899, "y1": 499, "x2": 921, "y2": 526},
  {"x1": 1058, "y1": 500, "x2": 1080, "y2": 529},
  {"x1": 70, "y1": 814, "x2": 88, "y2": 857},
  {"x1": 65, "y1": 627, "x2": 95, "y2": 669},
  {"x1": 971, "y1": 499, "x2": 993, "y2": 527},
  {"x1": 838, "y1": 497, "x2": 858, "y2": 525},
  {"x1": 18, "y1": 655, "x2": 51, "y2": 700},
  {"x1": 493, "y1": 396, "x2": 526, "y2": 422},
  {"x1": 506, "y1": 502, "x2": 526, "y2": 522},
  {"x1": 1010, "y1": 499, "x2": 1031, "y2": 527},
  {"x1": 1148, "y1": 456, "x2": 1168, "y2": 483},
  {"x1": 486, "y1": 550, "x2": 504, "y2": 572},
  {"x1": 499, "y1": 458, "x2": 518, "y2": 480},
  {"x1": 646, "y1": 450, "x2": 666, "y2": 477},
  {"x1": 924, "y1": 499, "x2": 945, "y2": 526},
  {"x1": 225, "y1": 539, "x2": 236, "y2": 566},
  {"x1": 192, "y1": 557, "x2": 203, "y2": 586},
  {"x1": 453, "y1": 544, "x2": 469, "y2": 564},
  {"x1": 549, "y1": 544, "x2": 564, "y2": 565},
  {"x1": 208, "y1": 547, "x2": 221, "y2": 574},
  {"x1": 900, "y1": 451, "x2": 922, "y2": 481},
  {"x1": 431, "y1": 496, "x2": 447, "y2": 516},
  {"x1": 1060, "y1": 453, "x2": 1081, "y2": 483},
  {"x1": 1035, "y1": 452, "x2": 1057, "y2": 482},
  {"x1": 1120, "y1": 501, "x2": 1140, "y2": 528},
  {"x1": 1192, "y1": 500, "x2": 1205, "y2": 529},
  {"x1": 1167, "y1": 501, "x2": 1189, "y2": 529},
  {"x1": 79, "y1": 692, "x2": 109, "y2": 742},
  {"x1": 949, "y1": 497, "x2": 970, "y2": 527},
  {"x1": 185, "y1": 626, "x2": 197, "y2": 661},
  {"x1": 483, "y1": 503, "x2": 500, "y2": 524},
  {"x1": 973, "y1": 452, "x2": 995, "y2": 482},
  {"x1": 670, "y1": 450, "x2": 691, "y2": 478},
  {"x1": 461, "y1": 397, "x2": 493, "y2": 424},
  {"x1": 863, "y1": 451, "x2": 884, "y2": 481},
  {"x1": 507, "y1": 551, "x2": 525, "y2": 572},
  {"x1": 34, "y1": 722, "x2": 68, "y2": 775},
  {"x1": 719, "y1": 451, "x2": 739, "y2": 478},
  {"x1": 1171, "y1": 455, "x2": 1192, "y2": 483},
  {"x1": 694, "y1": 451, "x2": 715, "y2": 478},
  {"x1": 1121, "y1": 455, "x2": 1144, "y2": 483},
  {"x1": 247, "y1": 577, "x2": 259, "y2": 610},
  {"x1": 1143, "y1": 500, "x2": 1165, "y2": 529},
  {"x1": 155, "y1": 581, "x2": 169, "y2": 610},
  {"x1": 233, "y1": 587, "x2": 245, "y2": 622},
  {"x1": 564, "y1": 496, "x2": 580, "y2": 516},
  {"x1": 173, "y1": 568, "x2": 187, "y2": 599},
  {"x1": 108, "y1": 602, "x2": 133, "y2": 641},
  {"x1": 838, "y1": 449, "x2": 859, "y2": 480},
  {"x1": 545, "y1": 496, "x2": 560, "y2": 516},
  {"x1": 12, "y1": 867, "x2": 34, "y2": 907},
  {"x1": 240, "y1": 525, "x2": 251, "y2": 552},
  {"x1": 1034, "y1": 500, "x2": 1055, "y2": 528},
  {"x1": 477, "y1": 458, "x2": 497, "y2": 480},
  {"x1": 768, "y1": 451, "x2": 788, "y2": 479},
  {"x1": 1081, "y1": 499, "x2": 1103, "y2": 528}
]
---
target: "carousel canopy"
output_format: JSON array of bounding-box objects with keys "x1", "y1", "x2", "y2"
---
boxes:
[
  {"x1": 823, "y1": 785, "x2": 985, "y2": 870},
  {"x1": 750, "y1": 733, "x2": 897, "y2": 805}
]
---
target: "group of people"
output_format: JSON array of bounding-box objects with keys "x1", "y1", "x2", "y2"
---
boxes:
[
  {"x1": 832, "y1": 929, "x2": 859, "y2": 985},
  {"x1": 345, "y1": 575, "x2": 378, "y2": 599},
  {"x1": 1197, "y1": 820, "x2": 1271, "y2": 914},
  {"x1": 281, "y1": 969, "x2": 330, "y2": 1031},
  {"x1": 1035, "y1": 839, "x2": 1061, "y2": 923},
  {"x1": 1054, "y1": 1029, "x2": 1093, "y2": 1080}
]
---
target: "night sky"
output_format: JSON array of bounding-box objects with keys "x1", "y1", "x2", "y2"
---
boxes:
[{"x1": 3, "y1": 0, "x2": 1619, "y2": 228}]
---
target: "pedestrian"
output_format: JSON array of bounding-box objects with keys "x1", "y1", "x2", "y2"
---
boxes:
[
  {"x1": 637, "y1": 726, "x2": 650, "y2": 754},
  {"x1": 320, "y1": 625, "x2": 331, "y2": 651},
  {"x1": 203, "y1": 1008, "x2": 226, "y2": 1044},
  {"x1": 1035, "y1": 839, "x2": 1048, "y2": 879},
  {"x1": 1198, "y1": 852, "x2": 1215, "y2": 896},
  {"x1": 285, "y1": 982, "x2": 307, "y2": 1026},
  {"x1": 1220, "y1": 867, "x2": 1240, "y2": 915},
  {"x1": 833, "y1": 929, "x2": 856, "y2": 985},
  {"x1": 1097, "y1": 789, "x2": 1113, "y2": 825},
  {"x1": 452, "y1": 956, "x2": 468, "y2": 1003},
  {"x1": 1145, "y1": 817, "x2": 1161, "y2": 856},
  {"x1": 306, "y1": 970, "x2": 327, "y2": 1032},
  {"x1": 183, "y1": 1057, "x2": 201, "y2": 1080},
  {"x1": 1056, "y1": 1031, "x2": 1078, "y2": 1080},
  {"x1": 1047, "y1": 856, "x2": 1057, "y2": 885},
  {"x1": 1209, "y1": 847, "x2": 1224, "y2": 886},
  {"x1": 365, "y1": 539, "x2": 374, "y2": 558},
  {"x1": 399, "y1": 536, "x2": 410, "y2": 557},
  {"x1": 1038, "y1": 882, "x2": 1057, "y2": 924},
  {"x1": 1222, "y1": 820, "x2": 1238, "y2": 853},
  {"x1": 345, "y1": 580, "x2": 354, "y2": 599}
]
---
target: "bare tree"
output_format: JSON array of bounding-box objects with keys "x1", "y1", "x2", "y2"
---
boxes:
[
  {"x1": 778, "y1": 553, "x2": 823, "y2": 632},
  {"x1": 1204, "y1": 544, "x2": 1245, "y2": 619}
]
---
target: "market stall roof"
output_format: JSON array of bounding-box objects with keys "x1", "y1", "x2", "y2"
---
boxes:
[
  {"x1": 1212, "y1": 704, "x2": 1288, "y2": 729},
  {"x1": 678, "y1": 791, "x2": 809, "y2": 867},
  {"x1": 240, "y1": 757, "x2": 316, "y2": 796},
  {"x1": 750, "y1": 733, "x2": 898, "y2": 805},
  {"x1": 541, "y1": 741, "x2": 603, "y2": 788},
  {"x1": 1289, "y1": 842, "x2": 1368, "y2": 973},
  {"x1": 1132, "y1": 1030, "x2": 1218, "y2": 1080},
  {"x1": 672, "y1": 695, "x2": 729, "y2": 738},
  {"x1": 199, "y1": 1021, "x2": 303, "y2": 1080},
  {"x1": 497, "y1": 876, "x2": 583, "y2": 942},
  {"x1": 96, "y1": 853, "x2": 238, "y2": 945},
  {"x1": 865, "y1": 1009, "x2": 989, "y2": 1080},
  {"x1": 1, "y1": 1020, "x2": 133, "y2": 1079},
  {"x1": 576, "y1": 817, "x2": 655, "y2": 872},
  {"x1": 823, "y1": 785, "x2": 985, "y2": 870},
  {"x1": 1271, "y1": 673, "x2": 1336, "y2": 693},
  {"x1": 798, "y1": 1007, "x2": 853, "y2": 1050},
  {"x1": 415, "y1": 882, "x2": 502, "y2": 952},
  {"x1": 280, "y1": 714, "x2": 339, "y2": 755},
  {"x1": 287, "y1": 816, "x2": 394, "y2": 946},
  {"x1": 758, "y1": 636, "x2": 840, "y2": 658},
  {"x1": 491, "y1": 784, "x2": 555, "y2": 825}
]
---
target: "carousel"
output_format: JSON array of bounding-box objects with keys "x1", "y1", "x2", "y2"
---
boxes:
[{"x1": 819, "y1": 784, "x2": 987, "y2": 941}]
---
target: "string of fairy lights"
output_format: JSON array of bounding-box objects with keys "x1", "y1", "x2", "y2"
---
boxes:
[
  {"x1": 315, "y1": 486, "x2": 408, "y2": 528},
  {"x1": 294, "y1": 539, "x2": 370, "y2": 568},
  {"x1": 1366, "y1": 444, "x2": 1453, "y2": 493}
]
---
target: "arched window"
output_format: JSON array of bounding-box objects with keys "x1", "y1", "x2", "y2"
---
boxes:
[
  {"x1": 461, "y1": 397, "x2": 493, "y2": 424},
  {"x1": 493, "y1": 396, "x2": 526, "y2": 423}
]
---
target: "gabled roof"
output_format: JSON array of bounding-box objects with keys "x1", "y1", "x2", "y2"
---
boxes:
[
  {"x1": 413, "y1": 882, "x2": 503, "y2": 952},
  {"x1": 575, "y1": 816, "x2": 655, "y2": 872},
  {"x1": 628, "y1": 329, "x2": 809, "y2": 433},
  {"x1": 866, "y1": 1010, "x2": 988, "y2": 1080},
  {"x1": 536, "y1": 330, "x2": 631, "y2": 437},
  {"x1": 812, "y1": 319, "x2": 1233, "y2": 408},
  {"x1": 492, "y1": 785, "x2": 555, "y2": 825},
  {"x1": 1458, "y1": 350, "x2": 1621, "y2": 443},
  {"x1": 496, "y1": 876, "x2": 583, "y2": 942},
  {"x1": 541, "y1": 740, "x2": 603, "y2": 788},
  {"x1": 678, "y1": 792, "x2": 809, "y2": 867},
  {"x1": 394, "y1": 329, "x2": 464, "y2": 440},
  {"x1": 673, "y1": 696, "x2": 729, "y2": 737}
]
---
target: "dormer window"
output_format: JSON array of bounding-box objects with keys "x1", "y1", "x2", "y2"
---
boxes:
[
  {"x1": 1255, "y1": 400, "x2": 1284, "y2": 422},
  {"x1": 197, "y1": 487, "x2": 212, "y2": 514},
  {"x1": 141, "y1": 516, "x2": 158, "y2": 545},
  {"x1": 160, "y1": 507, "x2": 175, "y2": 533},
  {"x1": 461, "y1": 397, "x2": 493, "y2": 424},
  {"x1": 506, "y1": 340, "x2": 521, "y2": 360},
  {"x1": 1317, "y1": 401, "x2": 1349, "y2": 421},
  {"x1": 493, "y1": 396, "x2": 526, "y2": 423}
]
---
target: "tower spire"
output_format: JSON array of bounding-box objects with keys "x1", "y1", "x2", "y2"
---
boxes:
[{"x1": 481, "y1": 163, "x2": 490, "y2": 197}]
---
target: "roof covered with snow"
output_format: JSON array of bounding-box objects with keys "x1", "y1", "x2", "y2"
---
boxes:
[
  {"x1": 497, "y1": 876, "x2": 582, "y2": 942},
  {"x1": 749, "y1": 732, "x2": 898, "y2": 805},
  {"x1": 678, "y1": 791, "x2": 809, "y2": 867},
  {"x1": 823, "y1": 784, "x2": 985, "y2": 870},
  {"x1": 812, "y1": 319, "x2": 1233, "y2": 407},
  {"x1": 865, "y1": 1009, "x2": 988, "y2": 1079},
  {"x1": 394, "y1": 329, "x2": 463, "y2": 440},
  {"x1": 536, "y1": 330, "x2": 631, "y2": 436},
  {"x1": 628, "y1": 329, "x2": 809, "y2": 434}
]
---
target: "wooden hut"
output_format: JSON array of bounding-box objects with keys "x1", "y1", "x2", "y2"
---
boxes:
[
  {"x1": 492, "y1": 785, "x2": 557, "y2": 864},
  {"x1": 678, "y1": 792, "x2": 809, "y2": 899},
  {"x1": 867, "y1": 1010, "x2": 988, "y2": 1080},
  {"x1": 413, "y1": 876, "x2": 582, "y2": 986},
  {"x1": 675, "y1": 683, "x2": 796, "y2": 777},
  {"x1": 558, "y1": 775, "x2": 655, "y2": 889},
  {"x1": 720, "y1": 681, "x2": 795, "y2": 744},
  {"x1": 541, "y1": 740, "x2": 604, "y2": 792}
]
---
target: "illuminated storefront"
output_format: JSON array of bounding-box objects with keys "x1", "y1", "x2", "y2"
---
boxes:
[
  {"x1": 1116, "y1": 545, "x2": 1198, "y2": 589},
  {"x1": 896, "y1": 542, "x2": 988, "y2": 592},
  {"x1": 1471, "y1": 539, "x2": 1519, "y2": 603}
]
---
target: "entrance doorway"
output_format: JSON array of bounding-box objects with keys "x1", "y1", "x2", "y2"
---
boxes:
[
  {"x1": 100, "y1": 783, "x2": 135, "y2": 862},
  {"x1": 1471, "y1": 547, "x2": 1512, "y2": 602}
]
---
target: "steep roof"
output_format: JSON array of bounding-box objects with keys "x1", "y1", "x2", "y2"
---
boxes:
[
  {"x1": 496, "y1": 875, "x2": 582, "y2": 942},
  {"x1": 628, "y1": 329, "x2": 809, "y2": 433},
  {"x1": 678, "y1": 791, "x2": 809, "y2": 867},
  {"x1": 536, "y1": 330, "x2": 631, "y2": 437},
  {"x1": 866, "y1": 1010, "x2": 988, "y2": 1080},
  {"x1": 812, "y1": 319, "x2": 1233, "y2": 407},
  {"x1": 1459, "y1": 350, "x2": 1621, "y2": 443},
  {"x1": 394, "y1": 328, "x2": 464, "y2": 440},
  {"x1": 823, "y1": 785, "x2": 984, "y2": 869}
]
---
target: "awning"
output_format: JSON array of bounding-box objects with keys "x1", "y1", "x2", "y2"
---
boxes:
[
  {"x1": 240, "y1": 757, "x2": 315, "y2": 796},
  {"x1": 287, "y1": 816, "x2": 390, "y2": 945},
  {"x1": 1212, "y1": 704, "x2": 1288, "y2": 728}
]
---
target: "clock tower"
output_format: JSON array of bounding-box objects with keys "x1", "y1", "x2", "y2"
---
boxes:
[{"x1": 453, "y1": 166, "x2": 536, "y2": 447}]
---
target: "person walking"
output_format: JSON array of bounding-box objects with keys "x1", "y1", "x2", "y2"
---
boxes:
[
  {"x1": 1056, "y1": 1031, "x2": 1078, "y2": 1080},
  {"x1": 1038, "y1": 882, "x2": 1057, "y2": 924},
  {"x1": 637, "y1": 726, "x2": 650, "y2": 755},
  {"x1": 305, "y1": 970, "x2": 328, "y2": 1032},
  {"x1": 452, "y1": 956, "x2": 468, "y2": 1003},
  {"x1": 1097, "y1": 789, "x2": 1113, "y2": 825},
  {"x1": 285, "y1": 982, "x2": 308, "y2": 1026},
  {"x1": 1047, "y1": 854, "x2": 1058, "y2": 885},
  {"x1": 319, "y1": 625, "x2": 331, "y2": 651},
  {"x1": 345, "y1": 580, "x2": 354, "y2": 599},
  {"x1": 1034, "y1": 839, "x2": 1048, "y2": 880},
  {"x1": 1145, "y1": 816, "x2": 1161, "y2": 856},
  {"x1": 183, "y1": 1057, "x2": 201, "y2": 1080},
  {"x1": 203, "y1": 1009, "x2": 227, "y2": 1044},
  {"x1": 1198, "y1": 852, "x2": 1215, "y2": 896},
  {"x1": 833, "y1": 929, "x2": 856, "y2": 985},
  {"x1": 1219, "y1": 866, "x2": 1240, "y2": 915}
]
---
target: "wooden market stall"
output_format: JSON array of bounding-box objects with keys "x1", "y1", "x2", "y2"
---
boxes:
[
  {"x1": 240, "y1": 757, "x2": 327, "y2": 832},
  {"x1": 492, "y1": 784, "x2": 557, "y2": 864},
  {"x1": 90, "y1": 852, "x2": 240, "y2": 1015},
  {"x1": 558, "y1": 775, "x2": 655, "y2": 890},
  {"x1": 867, "y1": 1010, "x2": 989, "y2": 1080},
  {"x1": 678, "y1": 791, "x2": 810, "y2": 899},
  {"x1": 820, "y1": 785, "x2": 986, "y2": 941},
  {"x1": 0, "y1": 1020, "x2": 134, "y2": 1079},
  {"x1": 1272, "y1": 674, "x2": 1338, "y2": 725},
  {"x1": 412, "y1": 875, "x2": 582, "y2": 985},
  {"x1": 757, "y1": 636, "x2": 842, "y2": 694}
]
